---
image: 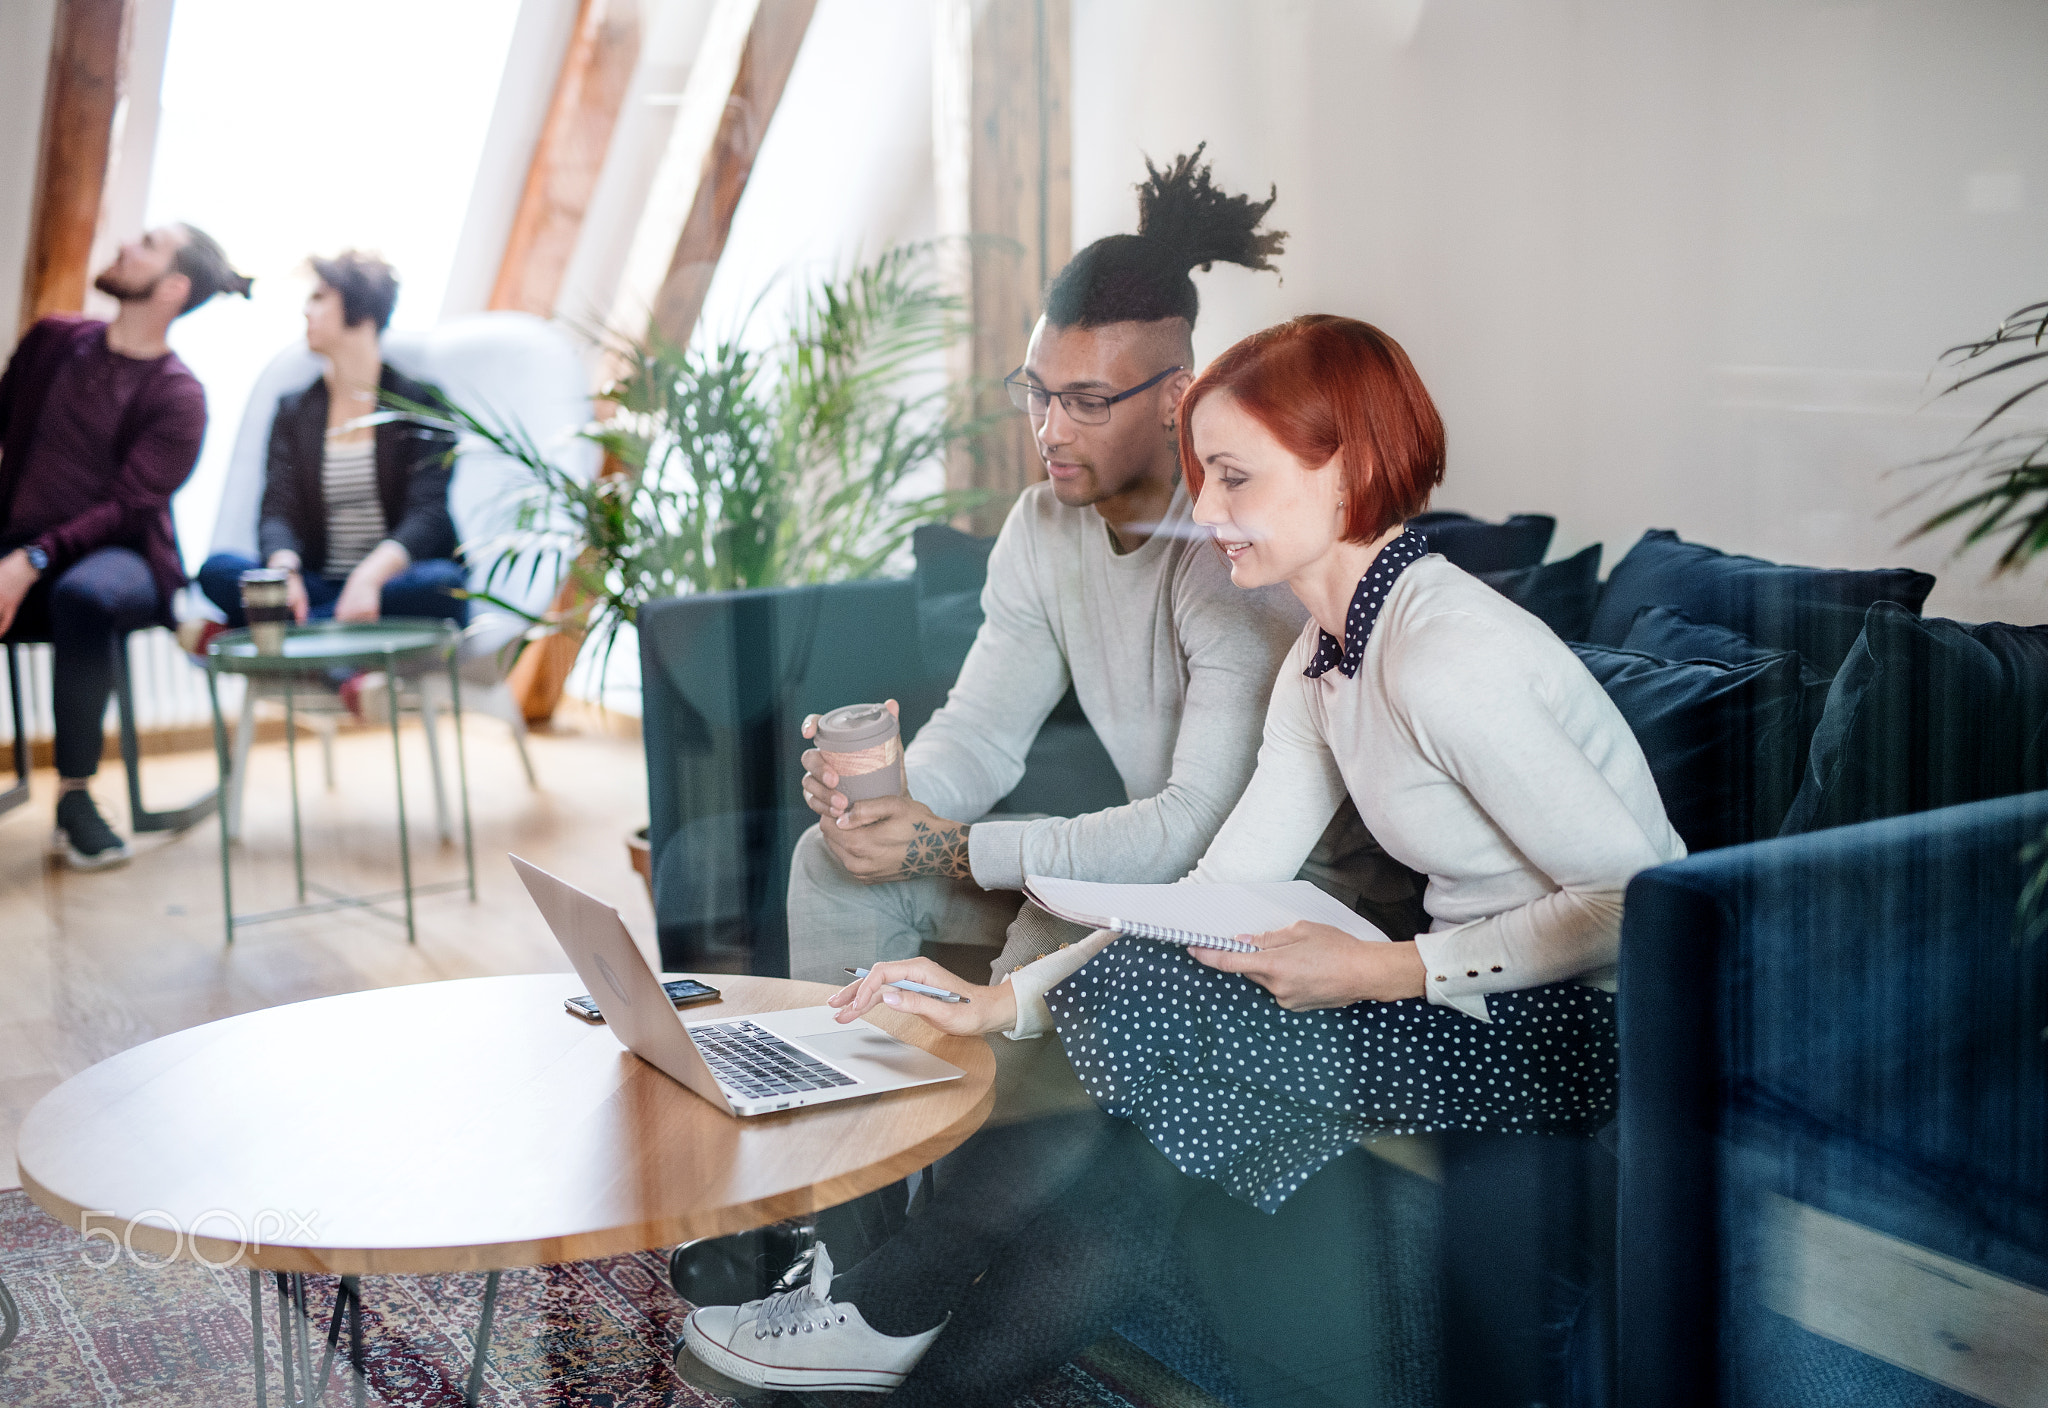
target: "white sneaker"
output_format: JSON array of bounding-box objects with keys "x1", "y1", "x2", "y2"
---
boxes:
[{"x1": 679, "y1": 1242, "x2": 945, "y2": 1393}]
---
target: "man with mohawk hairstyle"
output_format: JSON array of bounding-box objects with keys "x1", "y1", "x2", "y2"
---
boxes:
[
  {"x1": 680, "y1": 152, "x2": 1425, "y2": 1405},
  {"x1": 786, "y1": 145, "x2": 1328, "y2": 985}
]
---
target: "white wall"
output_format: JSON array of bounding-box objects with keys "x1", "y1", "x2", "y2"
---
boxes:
[
  {"x1": 0, "y1": 0, "x2": 60, "y2": 350},
  {"x1": 1072, "y1": 0, "x2": 2048, "y2": 625}
]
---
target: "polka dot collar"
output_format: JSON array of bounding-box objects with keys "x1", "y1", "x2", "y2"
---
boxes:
[{"x1": 1304, "y1": 527, "x2": 1430, "y2": 680}]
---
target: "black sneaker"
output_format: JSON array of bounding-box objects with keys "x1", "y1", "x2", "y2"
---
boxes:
[{"x1": 52, "y1": 790, "x2": 132, "y2": 871}]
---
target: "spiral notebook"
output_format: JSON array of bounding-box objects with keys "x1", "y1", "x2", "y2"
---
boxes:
[{"x1": 1023, "y1": 876, "x2": 1392, "y2": 954}]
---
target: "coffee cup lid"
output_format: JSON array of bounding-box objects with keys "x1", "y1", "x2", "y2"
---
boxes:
[{"x1": 817, "y1": 703, "x2": 899, "y2": 748}]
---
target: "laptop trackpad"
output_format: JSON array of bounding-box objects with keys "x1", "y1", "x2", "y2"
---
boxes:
[{"x1": 802, "y1": 1027, "x2": 962, "y2": 1082}]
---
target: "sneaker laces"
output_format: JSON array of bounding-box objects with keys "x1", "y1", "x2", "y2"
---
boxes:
[{"x1": 748, "y1": 1243, "x2": 848, "y2": 1339}]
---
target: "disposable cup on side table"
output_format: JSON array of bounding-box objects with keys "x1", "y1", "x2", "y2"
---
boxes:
[
  {"x1": 238, "y1": 569, "x2": 292, "y2": 655},
  {"x1": 816, "y1": 703, "x2": 905, "y2": 801}
]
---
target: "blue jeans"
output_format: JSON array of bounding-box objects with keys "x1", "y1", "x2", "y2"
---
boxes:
[
  {"x1": 197, "y1": 553, "x2": 469, "y2": 628},
  {"x1": 1, "y1": 544, "x2": 166, "y2": 779}
]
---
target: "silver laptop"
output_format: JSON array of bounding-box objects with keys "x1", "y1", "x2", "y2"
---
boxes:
[{"x1": 510, "y1": 855, "x2": 964, "y2": 1116}]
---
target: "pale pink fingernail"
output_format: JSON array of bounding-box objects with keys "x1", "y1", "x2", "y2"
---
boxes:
[{"x1": 881, "y1": 990, "x2": 901, "y2": 1006}]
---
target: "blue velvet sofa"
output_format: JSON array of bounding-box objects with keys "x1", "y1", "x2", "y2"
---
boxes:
[
  {"x1": 637, "y1": 528, "x2": 1121, "y2": 974},
  {"x1": 638, "y1": 514, "x2": 2046, "y2": 1406},
  {"x1": 1618, "y1": 789, "x2": 2048, "y2": 1408}
]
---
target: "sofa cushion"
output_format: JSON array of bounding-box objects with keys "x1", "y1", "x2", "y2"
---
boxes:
[
  {"x1": 1778, "y1": 604, "x2": 2048, "y2": 835},
  {"x1": 1585, "y1": 530, "x2": 1935, "y2": 674},
  {"x1": 1410, "y1": 511, "x2": 1556, "y2": 573},
  {"x1": 1476, "y1": 544, "x2": 1602, "y2": 641},
  {"x1": 912, "y1": 523, "x2": 995, "y2": 682},
  {"x1": 1625, "y1": 604, "x2": 1834, "y2": 795},
  {"x1": 1572, "y1": 642, "x2": 1809, "y2": 851},
  {"x1": 1622, "y1": 604, "x2": 1793, "y2": 670}
]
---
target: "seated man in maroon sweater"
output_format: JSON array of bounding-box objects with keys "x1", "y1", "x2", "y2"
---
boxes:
[{"x1": 0, "y1": 223, "x2": 250, "y2": 870}]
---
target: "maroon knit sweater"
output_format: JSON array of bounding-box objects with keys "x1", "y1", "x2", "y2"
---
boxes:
[{"x1": 0, "y1": 315, "x2": 206, "y2": 604}]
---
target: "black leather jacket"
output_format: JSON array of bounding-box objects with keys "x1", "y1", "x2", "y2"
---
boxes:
[{"x1": 257, "y1": 363, "x2": 459, "y2": 576}]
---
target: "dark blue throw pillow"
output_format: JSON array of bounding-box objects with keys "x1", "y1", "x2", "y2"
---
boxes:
[
  {"x1": 1778, "y1": 604, "x2": 2048, "y2": 835},
  {"x1": 1477, "y1": 544, "x2": 1602, "y2": 641},
  {"x1": 1409, "y1": 511, "x2": 1556, "y2": 573},
  {"x1": 1571, "y1": 642, "x2": 1810, "y2": 851},
  {"x1": 1622, "y1": 604, "x2": 1793, "y2": 670},
  {"x1": 1624, "y1": 603, "x2": 1834, "y2": 789},
  {"x1": 1585, "y1": 530, "x2": 1934, "y2": 675}
]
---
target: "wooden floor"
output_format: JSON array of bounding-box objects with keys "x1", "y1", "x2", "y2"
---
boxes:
[{"x1": 0, "y1": 703, "x2": 662, "y2": 1189}]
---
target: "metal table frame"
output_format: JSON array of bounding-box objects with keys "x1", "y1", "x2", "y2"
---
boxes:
[
  {"x1": 205, "y1": 623, "x2": 475, "y2": 944},
  {"x1": 250, "y1": 1268, "x2": 501, "y2": 1408}
]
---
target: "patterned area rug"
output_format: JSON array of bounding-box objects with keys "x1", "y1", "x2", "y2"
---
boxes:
[{"x1": 0, "y1": 1189, "x2": 1218, "y2": 1407}]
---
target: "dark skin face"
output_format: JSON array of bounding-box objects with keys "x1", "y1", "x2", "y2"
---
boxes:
[
  {"x1": 1022, "y1": 316, "x2": 1194, "y2": 552},
  {"x1": 787, "y1": 315, "x2": 1199, "y2": 890}
]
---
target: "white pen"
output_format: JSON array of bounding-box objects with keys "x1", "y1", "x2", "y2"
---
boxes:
[{"x1": 844, "y1": 967, "x2": 969, "y2": 1003}]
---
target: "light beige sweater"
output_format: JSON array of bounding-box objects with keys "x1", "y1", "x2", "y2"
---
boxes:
[{"x1": 1006, "y1": 554, "x2": 1684, "y2": 1033}]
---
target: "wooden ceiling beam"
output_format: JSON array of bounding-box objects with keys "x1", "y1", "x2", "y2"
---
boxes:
[
  {"x1": 488, "y1": 0, "x2": 641, "y2": 318},
  {"x1": 935, "y1": 0, "x2": 1072, "y2": 528},
  {"x1": 20, "y1": 0, "x2": 130, "y2": 335},
  {"x1": 645, "y1": 0, "x2": 816, "y2": 348}
]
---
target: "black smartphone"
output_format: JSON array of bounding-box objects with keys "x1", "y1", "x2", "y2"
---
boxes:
[{"x1": 565, "y1": 977, "x2": 721, "y2": 1023}]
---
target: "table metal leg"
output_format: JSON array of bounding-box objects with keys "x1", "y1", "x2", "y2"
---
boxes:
[
  {"x1": 285, "y1": 682, "x2": 304, "y2": 903},
  {"x1": 291, "y1": 1274, "x2": 315, "y2": 1404},
  {"x1": 1, "y1": 644, "x2": 29, "y2": 819},
  {"x1": 0, "y1": 1272, "x2": 19, "y2": 1353},
  {"x1": 250, "y1": 1270, "x2": 268, "y2": 1407},
  {"x1": 449, "y1": 657, "x2": 475, "y2": 902},
  {"x1": 347, "y1": 1274, "x2": 365, "y2": 1408},
  {"x1": 386, "y1": 665, "x2": 415, "y2": 944},
  {"x1": 465, "y1": 1269, "x2": 501, "y2": 1406},
  {"x1": 210, "y1": 669, "x2": 235, "y2": 945},
  {"x1": 315, "y1": 1277, "x2": 347, "y2": 1401},
  {"x1": 274, "y1": 1272, "x2": 297, "y2": 1404}
]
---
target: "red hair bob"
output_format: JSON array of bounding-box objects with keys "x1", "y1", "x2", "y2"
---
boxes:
[{"x1": 1178, "y1": 314, "x2": 1445, "y2": 543}]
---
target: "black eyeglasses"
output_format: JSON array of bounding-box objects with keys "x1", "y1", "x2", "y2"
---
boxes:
[{"x1": 1003, "y1": 365, "x2": 1185, "y2": 425}]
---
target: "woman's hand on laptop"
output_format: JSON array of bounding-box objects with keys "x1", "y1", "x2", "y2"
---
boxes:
[{"x1": 828, "y1": 958, "x2": 1016, "y2": 1037}]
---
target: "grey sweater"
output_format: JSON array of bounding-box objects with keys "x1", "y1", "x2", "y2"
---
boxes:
[{"x1": 905, "y1": 479, "x2": 1305, "y2": 892}]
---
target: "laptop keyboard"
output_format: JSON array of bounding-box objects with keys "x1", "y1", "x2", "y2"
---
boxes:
[{"x1": 692, "y1": 1020, "x2": 856, "y2": 1101}]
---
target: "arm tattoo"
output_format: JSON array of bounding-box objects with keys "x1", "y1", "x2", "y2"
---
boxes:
[{"x1": 902, "y1": 818, "x2": 973, "y2": 881}]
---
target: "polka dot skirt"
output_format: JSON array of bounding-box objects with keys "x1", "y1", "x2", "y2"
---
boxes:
[{"x1": 1044, "y1": 941, "x2": 1618, "y2": 1214}]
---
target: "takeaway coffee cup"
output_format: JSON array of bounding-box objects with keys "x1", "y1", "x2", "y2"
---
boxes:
[
  {"x1": 238, "y1": 568, "x2": 293, "y2": 655},
  {"x1": 815, "y1": 703, "x2": 904, "y2": 802}
]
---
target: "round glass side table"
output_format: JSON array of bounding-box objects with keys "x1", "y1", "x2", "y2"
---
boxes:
[{"x1": 204, "y1": 620, "x2": 475, "y2": 944}]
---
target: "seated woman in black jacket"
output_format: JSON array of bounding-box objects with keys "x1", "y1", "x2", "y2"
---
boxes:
[{"x1": 199, "y1": 251, "x2": 464, "y2": 630}]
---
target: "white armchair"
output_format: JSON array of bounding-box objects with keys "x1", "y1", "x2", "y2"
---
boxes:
[{"x1": 209, "y1": 311, "x2": 596, "y2": 839}]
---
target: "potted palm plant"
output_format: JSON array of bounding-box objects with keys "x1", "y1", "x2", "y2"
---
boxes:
[{"x1": 416, "y1": 243, "x2": 996, "y2": 886}]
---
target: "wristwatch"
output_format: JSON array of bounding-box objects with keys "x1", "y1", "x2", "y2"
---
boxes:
[{"x1": 22, "y1": 546, "x2": 48, "y2": 576}]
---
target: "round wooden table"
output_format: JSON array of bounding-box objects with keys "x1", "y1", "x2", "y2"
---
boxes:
[{"x1": 16, "y1": 972, "x2": 995, "y2": 1404}]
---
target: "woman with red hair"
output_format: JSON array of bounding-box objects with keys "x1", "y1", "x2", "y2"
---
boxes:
[{"x1": 1007, "y1": 313, "x2": 1686, "y2": 1210}]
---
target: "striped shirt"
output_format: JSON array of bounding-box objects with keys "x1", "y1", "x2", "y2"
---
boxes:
[{"x1": 321, "y1": 436, "x2": 385, "y2": 574}]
